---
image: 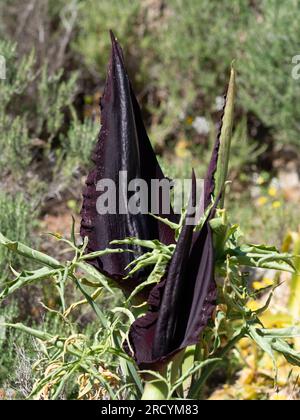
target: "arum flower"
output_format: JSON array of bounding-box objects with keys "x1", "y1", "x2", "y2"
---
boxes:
[
  {"x1": 125, "y1": 65, "x2": 236, "y2": 370},
  {"x1": 80, "y1": 32, "x2": 177, "y2": 297},
  {"x1": 124, "y1": 172, "x2": 216, "y2": 369},
  {"x1": 81, "y1": 31, "x2": 236, "y2": 373}
]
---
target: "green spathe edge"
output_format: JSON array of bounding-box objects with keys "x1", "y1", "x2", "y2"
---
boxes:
[{"x1": 214, "y1": 65, "x2": 236, "y2": 208}]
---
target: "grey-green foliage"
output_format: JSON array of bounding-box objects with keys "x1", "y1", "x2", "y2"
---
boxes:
[
  {"x1": 75, "y1": 0, "x2": 300, "y2": 151},
  {"x1": 160, "y1": 118, "x2": 265, "y2": 184},
  {"x1": 0, "y1": 115, "x2": 31, "y2": 175},
  {"x1": 0, "y1": 302, "x2": 24, "y2": 389},
  {"x1": 238, "y1": 0, "x2": 300, "y2": 147},
  {"x1": 157, "y1": 0, "x2": 248, "y2": 93},
  {"x1": 148, "y1": 0, "x2": 250, "y2": 143},
  {"x1": 0, "y1": 193, "x2": 34, "y2": 281},
  {"x1": 0, "y1": 41, "x2": 78, "y2": 183},
  {"x1": 0, "y1": 42, "x2": 34, "y2": 177},
  {"x1": 150, "y1": 0, "x2": 300, "y2": 149},
  {"x1": 36, "y1": 65, "x2": 78, "y2": 138},
  {"x1": 229, "y1": 118, "x2": 266, "y2": 173},
  {"x1": 59, "y1": 117, "x2": 99, "y2": 178},
  {"x1": 0, "y1": 41, "x2": 36, "y2": 113},
  {"x1": 0, "y1": 301, "x2": 93, "y2": 397},
  {"x1": 75, "y1": 0, "x2": 141, "y2": 71},
  {"x1": 75, "y1": 0, "x2": 252, "y2": 146}
]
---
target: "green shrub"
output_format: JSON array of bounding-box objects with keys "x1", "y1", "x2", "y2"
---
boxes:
[
  {"x1": 0, "y1": 41, "x2": 78, "y2": 181},
  {"x1": 74, "y1": 0, "x2": 252, "y2": 146},
  {"x1": 60, "y1": 117, "x2": 99, "y2": 177},
  {"x1": 75, "y1": 0, "x2": 141, "y2": 72},
  {"x1": 0, "y1": 193, "x2": 34, "y2": 281},
  {"x1": 147, "y1": 0, "x2": 250, "y2": 144},
  {"x1": 239, "y1": 0, "x2": 300, "y2": 148}
]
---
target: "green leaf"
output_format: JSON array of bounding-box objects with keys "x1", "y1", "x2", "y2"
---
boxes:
[
  {"x1": 111, "y1": 238, "x2": 164, "y2": 250},
  {"x1": 0, "y1": 267, "x2": 61, "y2": 300},
  {"x1": 170, "y1": 358, "x2": 222, "y2": 397},
  {"x1": 271, "y1": 339, "x2": 300, "y2": 367},
  {"x1": 247, "y1": 325, "x2": 276, "y2": 373},
  {"x1": 80, "y1": 247, "x2": 127, "y2": 261},
  {"x1": 72, "y1": 275, "x2": 109, "y2": 328},
  {"x1": 0, "y1": 232, "x2": 61, "y2": 268},
  {"x1": 1, "y1": 322, "x2": 53, "y2": 341},
  {"x1": 149, "y1": 213, "x2": 179, "y2": 231},
  {"x1": 125, "y1": 255, "x2": 168, "y2": 303},
  {"x1": 76, "y1": 261, "x2": 114, "y2": 295},
  {"x1": 261, "y1": 327, "x2": 300, "y2": 339}
]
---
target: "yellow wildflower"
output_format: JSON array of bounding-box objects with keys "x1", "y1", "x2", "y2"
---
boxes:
[
  {"x1": 263, "y1": 277, "x2": 274, "y2": 286},
  {"x1": 268, "y1": 187, "x2": 278, "y2": 197},
  {"x1": 256, "y1": 196, "x2": 268, "y2": 206},
  {"x1": 253, "y1": 277, "x2": 274, "y2": 290},
  {"x1": 272, "y1": 201, "x2": 281, "y2": 209},
  {"x1": 252, "y1": 281, "x2": 265, "y2": 291}
]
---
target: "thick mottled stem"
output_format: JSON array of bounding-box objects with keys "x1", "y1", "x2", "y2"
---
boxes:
[
  {"x1": 214, "y1": 66, "x2": 236, "y2": 208},
  {"x1": 141, "y1": 378, "x2": 168, "y2": 400}
]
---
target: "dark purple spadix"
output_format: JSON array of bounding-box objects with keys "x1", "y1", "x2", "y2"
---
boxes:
[{"x1": 80, "y1": 32, "x2": 177, "y2": 296}]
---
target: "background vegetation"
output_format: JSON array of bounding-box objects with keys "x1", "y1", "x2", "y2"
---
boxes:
[{"x1": 0, "y1": 0, "x2": 299, "y2": 400}]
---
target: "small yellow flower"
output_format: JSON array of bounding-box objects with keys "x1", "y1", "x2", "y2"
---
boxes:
[
  {"x1": 268, "y1": 187, "x2": 278, "y2": 197},
  {"x1": 272, "y1": 201, "x2": 281, "y2": 209},
  {"x1": 252, "y1": 281, "x2": 266, "y2": 291},
  {"x1": 186, "y1": 116, "x2": 194, "y2": 125},
  {"x1": 253, "y1": 277, "x2": 273, "y2": 291},
  {"x1": 256, "y1": 196, "x2": 268, "y2": 206},
  {"x1": 263, "y1": 277, "x2": 274, "y2": 286}
]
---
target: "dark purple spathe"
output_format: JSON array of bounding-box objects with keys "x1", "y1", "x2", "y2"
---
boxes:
[
  {"x1": 81, "y1": 32, "x2": 224, "y2": 368},
  {"x1": 125, "y1": 171, "x2": 218, "y2": 368},
  {"x1": 80, "y1": 32, "x2": 177, "y2": 297},
  {"x1": 124, "y1": 87, "x2": 226, "y2": 369}
]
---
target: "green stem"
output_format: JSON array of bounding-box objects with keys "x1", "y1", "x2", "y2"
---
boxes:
[
  {"x1": 181, "y1": 345, "x2": 196, "y2": 394},
  {"x1": 170, "y1": 350, "x2": 185, "y2": 385},
  {"x1": 141, "y1": 379, "x2": 169, "y2": 400}
]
